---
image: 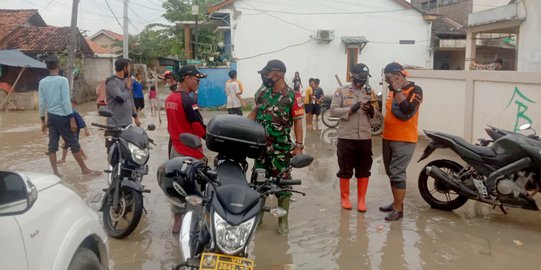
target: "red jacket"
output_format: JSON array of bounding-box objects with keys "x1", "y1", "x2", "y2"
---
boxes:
[{"x1": 165, "y1": 91, "x2": 206, "y2": 159}]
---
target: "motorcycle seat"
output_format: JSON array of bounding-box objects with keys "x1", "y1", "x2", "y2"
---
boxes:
[
  {"x1": 436, "y1": 132, "x2": 496, "y2": 157},
  {"x1": 216, "y1": 161, "x2": 248, "y2": 186},
  {"x1": 216, "y1": 184, "x2": 261, "y2": 215}
]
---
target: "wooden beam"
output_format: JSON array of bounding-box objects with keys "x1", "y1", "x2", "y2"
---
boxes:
[{"x1": 184, "y1": 24, "x2": 192, "y2": 59}]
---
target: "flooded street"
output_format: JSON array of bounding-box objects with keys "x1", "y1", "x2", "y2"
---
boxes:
[{"x1": 1, "y1": 102, "x2": 541, "y2": 270}]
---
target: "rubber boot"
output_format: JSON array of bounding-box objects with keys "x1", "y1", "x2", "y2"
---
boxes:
[
  {"x1": 339, "y1": 178, "x2": 352, "y2": 210},
  {"x1": 357, "y1": 178, "x2": 369, "y2": 212},
  {"x1": 277, "y1": 196, "x2": 290, "y2": 235}
]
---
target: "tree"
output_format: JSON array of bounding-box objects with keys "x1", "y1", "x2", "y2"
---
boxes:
[{"x1": 162, "y1": 0, "x2": 223, "y2": 60}]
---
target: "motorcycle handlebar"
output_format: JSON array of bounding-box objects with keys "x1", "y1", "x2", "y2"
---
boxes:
[
  {"x1": 278, "y1": 179, "x2": 302, "y2": 186},
  {"x1": 91, "y1": 122, "x2": 118, "y2": 130}
]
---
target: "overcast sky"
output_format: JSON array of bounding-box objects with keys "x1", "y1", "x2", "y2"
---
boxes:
[{"x1": 0, "y1": 0, "x2": 171, "y2": 36}]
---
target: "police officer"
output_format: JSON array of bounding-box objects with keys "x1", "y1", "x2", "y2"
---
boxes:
[
  {"x1": 330, "y1": 63, "x2": 375, "y2": 212},
  {"x1": 248, "y1": 59, "x2": 304, "y2": 234}
]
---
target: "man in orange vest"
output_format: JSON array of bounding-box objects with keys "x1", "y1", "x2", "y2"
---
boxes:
[{"x1": 379, "y1": 62, "x2": 423, "y2": 221}]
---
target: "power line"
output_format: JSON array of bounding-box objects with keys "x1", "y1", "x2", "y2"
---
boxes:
[
  {"x1": 236, "y1": 39, "x2": 313, "y2": 61},
  {"x1": 40, "y1": 0, "x2": 55, "y2": 12},
  {"x1": 128, "y1": 5, "x2": 151, "y2": 25},
  {"x1": 104, "y1": 0, "x2": 124, "y2": 30},
  {"x1": 241, "y1": 2, "x2": 314, "y2": 33},
  {"x1": 124, "y1": 0, "x2": 165, "y2": 11},
  {"x1": 236, "y1": 6, "x2": 409, "y2": 15}
]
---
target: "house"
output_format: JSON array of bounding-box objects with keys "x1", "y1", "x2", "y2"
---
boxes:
[
  {"x1": 466, "y1": 0, "x2": 540, "y2": 72},
  {"x1": 0, "y1": 9, "x2": 96, "y2": 108},
  {"x1": 208, "y1": 0, "x2": 434, "y2": 97},
  {"x1": 89, "y1": 29, "x2": 124, "y2": 55},
  {"x1": 411, "y1": 0, "x2": 515, "y2": 70}
]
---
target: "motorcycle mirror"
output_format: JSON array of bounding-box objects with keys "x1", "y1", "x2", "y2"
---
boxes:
[
  {"x1": 519, "y1": 123, "x2": 532, "y2": 131},
  {"x1": 98, "y1": 107, "x2": 113, "y2": 117},
  {"x1": 290, "y1": 154, "x2": 314, "y2": 168},
  {"x1": 147, "y1": 124, "x2": 156, "y2": 131},
  {"x1": 269, "y1": 207, "x2": 287, "y2": 218},
  {"x1": 180, "y1": 133, "x2": 203, "y2": 149},
  {"x1": 186, "y1": 195, "x2": 203, "y2": 206}
]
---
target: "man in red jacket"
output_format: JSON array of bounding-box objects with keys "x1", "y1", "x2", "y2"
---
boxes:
[{"x1": 164, "y1": 65, "x2": 207, "y2": 233}]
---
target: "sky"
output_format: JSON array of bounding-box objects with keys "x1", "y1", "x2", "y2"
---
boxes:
[{"x1": 0, "y1": 0, "x2": 171, "y2": 36}]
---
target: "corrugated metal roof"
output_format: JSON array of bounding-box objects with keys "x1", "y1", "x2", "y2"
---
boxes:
[{"x1": 340, "y1": 36, "x2": 368, "y2": 44}]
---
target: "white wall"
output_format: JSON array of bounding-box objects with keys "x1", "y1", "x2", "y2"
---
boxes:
[
  {"x1": 221, "y1": 0, "x2": 430, "y2": 97},
  {"x1": 517, "y1": 0, "x2": 541, "y2": 72},
  {"x1": 472, "y1": 0, "x2": 512, "y2": 12},
  {"x1": 409, "y1": 70, "x2": 541, "y2": 142}
]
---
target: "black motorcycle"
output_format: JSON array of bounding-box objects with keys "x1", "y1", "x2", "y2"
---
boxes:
[
  {"x1": 158, "y1": 115, "x2": 312, "y2": 270},
  {"x1": 418, "y1": 123, "x2": 541, "y2": 213},
  {"x1": 91, "y1": 108, "x2": 155, "y2": 239},
  {"x1": 476, "y1": 125, "x2": 517, "y2": 146}
]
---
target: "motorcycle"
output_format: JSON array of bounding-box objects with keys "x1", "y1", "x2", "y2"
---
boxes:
[
  {"x1": 91, "y1": 108, "x2": 155, "y2": 239},
  {"x1": 158, "y1": 115, "x2": 313, "y2": 270},
  {"x1": 321, "y1": 90, "x2": 384, "y2": 135},
  {"x1": 417, "y1": 123, "x2": 541, "y2": 213},
  {"x1": 476, "y1": 125, "x2": 517, "y2": 146}
]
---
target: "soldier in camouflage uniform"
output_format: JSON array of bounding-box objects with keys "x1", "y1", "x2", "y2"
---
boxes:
[{"x1": 248, "y1": 59, "x2": 304, "y2": 235}]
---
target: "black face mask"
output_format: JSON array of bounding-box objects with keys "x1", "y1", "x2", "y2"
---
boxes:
[
  {"x1": 353, "y1": 78, "x2": 367, "y2": 88},
  {"x1": 123, "y1": 68, "x2": 129, "y2": 79},
  {"x1": 261, "y1": 74, "x2": 276, "y2": 88}
]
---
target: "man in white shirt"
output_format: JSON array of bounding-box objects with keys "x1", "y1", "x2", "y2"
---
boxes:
[{"x1": 225, "y1": 70, "x2": 244, "y2": 115}]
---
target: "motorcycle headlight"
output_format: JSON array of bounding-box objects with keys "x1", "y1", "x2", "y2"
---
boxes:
[
  {"x1": 213, "y1": 212, "x2": 255, "y2": 255},
  {"x1": 128, "y1": 142, "x2": 149, "y2": 165}
]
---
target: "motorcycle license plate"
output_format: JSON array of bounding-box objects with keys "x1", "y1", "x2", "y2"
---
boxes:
[{"x1": 199, "y1": 252, "x2": 254, "y2": 270}]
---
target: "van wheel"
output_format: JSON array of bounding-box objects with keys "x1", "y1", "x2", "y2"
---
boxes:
[{"x1": 67, "y1": 247, "x2": 101, "y2": 270}]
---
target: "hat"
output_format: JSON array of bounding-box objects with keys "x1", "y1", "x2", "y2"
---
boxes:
[
  {"x1": 257, "y1": 59, "x2": 286, "y2": 74},
  {"x1": 383, "y1": 62, "x2": 410, "y2": 76},
  {"x1": 178, "y1": 65, "x2": 207, "y2": 79},
  {"x1": 159, "y1": 70, "x2": 176, "y2": 80},
  {"x1": 350, "y1": 63, "x2": 371, "y2": 77}
]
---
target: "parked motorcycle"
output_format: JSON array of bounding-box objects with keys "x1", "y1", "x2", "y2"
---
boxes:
[
  {"x1": 417, "y1": 123, "x2": 541, "y2": 213},
  {"x1": 476, "y1": 125, "x2": 517, "y2": 146},
  {"x1": 91, "y1": 108, "x2": 155, "y2": 239},
  {"x1": 321, "y1": 90, "x2": 384, "y2": 135},
  {"x1": 158, "y1": 115, "x2": 313, "y2": 270}
]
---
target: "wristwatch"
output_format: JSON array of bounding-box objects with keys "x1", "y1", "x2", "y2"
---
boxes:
[{"x1": 295, "y1": 142, "x2": 304, "y2": 150}]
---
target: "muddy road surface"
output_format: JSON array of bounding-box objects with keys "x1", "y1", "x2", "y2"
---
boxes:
[{"x1": 1, "y1": 102, "x2": 541, "y2": 270}]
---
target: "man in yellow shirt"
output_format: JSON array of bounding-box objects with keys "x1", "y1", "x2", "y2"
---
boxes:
[{"x1": 304, "y1": 78, "x2": 315, "y2": 124}]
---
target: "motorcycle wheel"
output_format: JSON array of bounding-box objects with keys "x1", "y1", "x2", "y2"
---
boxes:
[
  {"x1": 418, "y1": 159, "x2": 469, "y2": 211},
  {"x1": 103, "y1": 186, "x2": 143, "y2": 239},
  {"x1": 321, "y1": 109, "x2": 339, "y2": 128},
  {"x1": 370, "y1": 111, "x2": 384, "y2": 136}
]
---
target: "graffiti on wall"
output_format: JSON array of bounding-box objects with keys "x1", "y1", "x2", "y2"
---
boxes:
[{"x1": 505, "y1": 87, "x2": 535, "y2": 132}]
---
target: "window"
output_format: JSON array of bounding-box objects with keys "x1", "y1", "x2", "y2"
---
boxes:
[
  {"x1": 421, "y1": 1, "x2": 429, "y2": 9},
  {"x1": 346, "y1": 47, "x2": 359, "y2": 82},
  {"x1": 429, "y1": 0, "x2": 437, "y2": 9},
  {"x1": 0, "y1": 172, "x2": 27, "y2": 210},
  {"x1": 442, "y1": 0, "x2": 451, "y2": 5}
]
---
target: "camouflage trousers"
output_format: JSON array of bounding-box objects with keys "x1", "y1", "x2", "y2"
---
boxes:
[{"x1": 254, "y1": 143, "x2": 292, "y2": 198}]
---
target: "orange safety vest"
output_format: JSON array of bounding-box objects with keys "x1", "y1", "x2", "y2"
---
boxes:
[{"x1": 382, "y1": 86, "x2": 422, "y2": 143}]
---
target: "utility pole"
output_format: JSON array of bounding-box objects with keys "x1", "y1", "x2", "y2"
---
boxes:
[
  {"x1": 193, "y1": 0, "x2": 199, "y2": 59},
  {"x1": 67, "y1": 0, "x2": 80, "y2": 94},
  {"x1": 123, "y1": 0, "x2": 129, "y2": 59}
]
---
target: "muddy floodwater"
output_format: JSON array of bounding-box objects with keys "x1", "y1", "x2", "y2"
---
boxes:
[{"x1": 1, "y1": 102, "x2": 541, "y2": 270}]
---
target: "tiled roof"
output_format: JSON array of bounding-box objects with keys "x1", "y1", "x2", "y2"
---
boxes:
[
  {"x1": 103, "y1": 30, "x2": 123, "y2": 41},
  {"x1": 86, "y1": 38, "x2": 111, "y2": 54},
  {"x1": 0, "y1": 9, "x2": 46, "y2": 43},
  {"x1": 0, "y1": 26, "x2": 93, "y2": 54}
]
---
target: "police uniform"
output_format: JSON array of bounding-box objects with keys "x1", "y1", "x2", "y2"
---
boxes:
[{"x1": 329, "y1": 62, "x2": 374, "y2": 212}]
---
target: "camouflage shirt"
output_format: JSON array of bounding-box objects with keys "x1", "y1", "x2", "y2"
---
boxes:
[{"x1": 254, "y1": 86, "x2": 304, "y2": 148}]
